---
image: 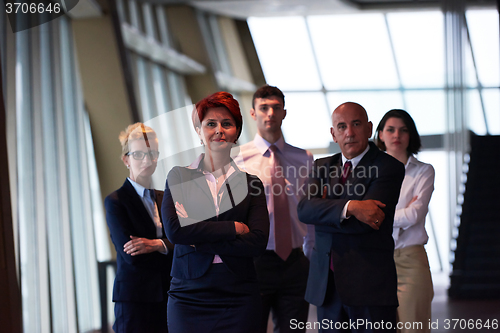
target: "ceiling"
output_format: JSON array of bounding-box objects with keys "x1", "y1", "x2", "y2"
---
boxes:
[
  {"x1": 143, "y1": 0, "x2": 496, "y2": 19},
  {"x1": 190, "y1": 0, "x2": 362, "y2": 19}
]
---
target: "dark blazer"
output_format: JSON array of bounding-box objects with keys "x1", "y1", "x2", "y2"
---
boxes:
[
  {"x1": 161, "y1": 161, "x2": 269, "y2": 280},
  {"x1": 297, "y1": 142, "x2": 405, "y2": 307},
  {"x1": 105, "y1": 179, "x2": 173, "y2": 303}
]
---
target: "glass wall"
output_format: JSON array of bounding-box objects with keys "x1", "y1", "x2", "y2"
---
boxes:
[
  {"x1": 115, "y1": 0, "x2": 202, "y2": 189},
  {"x1": 248, "y1": 8, "x2": 499, "y2": 272},
  {"x1": 465, "y1": 9, "x2": 500, "y2": 135},
  {"x1": 4, "y1": 15, "x2": 101, "y2": 332},
  {"x1": 114, "y1": 0, "x2": 257, "y2": 189}
]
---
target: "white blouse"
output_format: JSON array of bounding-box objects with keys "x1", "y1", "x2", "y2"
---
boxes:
[
  {"x1": 189, "y1": 154, "x2": 237, "y2": 263},
  {"x1": 393, "y1": 155, "x2": 435, "y2": 250}
]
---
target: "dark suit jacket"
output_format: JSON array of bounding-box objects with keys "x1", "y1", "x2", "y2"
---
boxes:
[
  {"x1": 105, "y1": 179, "x2": 173, "y2": 303},
  {"x1": 161, "y1": 162, "x2": 269, "y2": 280},
  {"x1": 297, "y1": 142, "x2": 405, "y2": 307}
]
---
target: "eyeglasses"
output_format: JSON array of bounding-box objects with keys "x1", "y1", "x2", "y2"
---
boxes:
[{"x1": 127, "y1": 150, "x2": 160, "y2": 160}]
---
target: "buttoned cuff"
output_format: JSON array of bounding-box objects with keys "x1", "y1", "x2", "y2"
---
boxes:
[
  {"x1": 341, "y1": 200, "x2": 352, "y2": 223},
  {"x1": 158, "y1": 240, "x2": 169, "y2": 255}
]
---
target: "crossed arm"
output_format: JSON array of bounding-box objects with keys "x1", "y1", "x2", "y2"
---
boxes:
[
  {"x1": 161, "y1": 170, "x2": 269, "y2": 257},
  {"x1": 105, "y1": 195, "x2": 169, "y2": 266},
  {"x1": 297, "y1": 159, "x2": 405, "y2": 234},
  {"x1": 394, "y1": 164, "x2": 435, "y2": 229}
]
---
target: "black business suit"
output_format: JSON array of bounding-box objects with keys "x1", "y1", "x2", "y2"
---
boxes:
[
  {"x1": 105, "y1": 179, "x2": 173, "y2": 333},
  {"x1": 297, "y1": 142, "x2": 405, "y2": 332},
  {"x1": 161, "y1": 159, "x2": 269, "y2": 333}
]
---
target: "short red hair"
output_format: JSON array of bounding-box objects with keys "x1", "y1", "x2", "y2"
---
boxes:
[{"x1": 192, "y1": 91, "x2": 243, "y2": 140}]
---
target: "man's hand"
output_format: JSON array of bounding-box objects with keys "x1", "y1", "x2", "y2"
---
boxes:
[
  {"x1": 124, "y1": 236, "x2": 163, "y2": 256},
  {"x1": 346, "y1": 200, "x2": 386, "y2": 230}
]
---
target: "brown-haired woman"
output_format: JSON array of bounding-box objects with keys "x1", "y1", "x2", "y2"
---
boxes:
[{"x1": 375, "y1": 110, "x2": 434, "y2": 333}]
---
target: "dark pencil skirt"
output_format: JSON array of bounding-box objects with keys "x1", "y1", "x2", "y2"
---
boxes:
[{"x1": 167, "y1": 263, "x2": 262, "y2": 333}]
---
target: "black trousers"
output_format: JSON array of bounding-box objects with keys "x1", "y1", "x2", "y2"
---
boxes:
[
  {"x1": 317, "y1": 271, "x2": 397, "y2": 333},
  {"x1": 254, "y1": 248, "x2": 310, "y2": 333}
]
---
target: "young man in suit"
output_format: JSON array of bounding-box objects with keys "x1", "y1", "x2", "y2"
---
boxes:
[
  {"x1": 234, "y1": 85, "x2": 314, "y2": 333},
  {"x1": 297, "y1": 102, "x2": 405, "y2": 333}
]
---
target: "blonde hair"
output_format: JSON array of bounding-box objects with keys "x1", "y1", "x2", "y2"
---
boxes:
[{"x1": 119, "y1": 123, "x2": 157, "y2": 157}]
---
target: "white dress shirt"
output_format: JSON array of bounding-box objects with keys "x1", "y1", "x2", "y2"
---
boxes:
[
  {"x1": 128, "y1": 178, "x2": 168, "y2": 254},
  {"x1": 233, "y1": 134, "x2": 315, "y2": 258},
  {"x1": 392, "y1": 155, "x2": 435, "y2": 249},
  {"x1": 187, "y1": 154, "x2": 237, "y2": 263},
  {"x1": 341, "y1": 144, "x2": 370, "y2": 220}
]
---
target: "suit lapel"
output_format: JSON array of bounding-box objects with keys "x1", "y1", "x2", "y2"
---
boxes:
[
  {"x1": 327, "y1": 155, "x2": 342, "y2": 199},
  {"x1": 188, "y1": 159, "x2": 247, "y2": 207},
  {"x1": 190, "y1": 171, "x2": 216, "y2": 204},
  {"x1": 220, "y1": 169, "x2": 247, "y2": 209},
  {"x1": 154, "y1": 190, "x2": 168, "y2": 238},
  {"x1": 154, "y1": 190, "x2": 164, "y2": 217},
  {"x1": 327, "y1": 143, "x2": 379, "y2": 200},
  {"x1": 343, "y1": 143, "x2": 379, "y2": 194},
  {"x1": 122, "y1": 179, "x2": 157, "y2": 236}
]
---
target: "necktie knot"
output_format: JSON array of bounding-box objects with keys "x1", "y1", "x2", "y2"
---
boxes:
[
  {"x1": 269, "y1": 145, "x2": 283, "y2": 169},
  {"x1": 145, "y1": 189, "x2": 156, "y2": 201}
]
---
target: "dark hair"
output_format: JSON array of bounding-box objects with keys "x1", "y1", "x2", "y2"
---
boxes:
[
  {"x1": 375, "y1": 109, "x2": 421, "y2": 155},
  {"x1": 252, "y1": 84, "x2": 285, "y2": 109},
  {"x1": 192, "y1": 91, "x2": 243, "y2": 140}
]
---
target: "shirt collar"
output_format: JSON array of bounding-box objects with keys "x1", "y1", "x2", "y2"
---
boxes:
[
  {"x1": 128, "y1": 178, "x2": 148, "y2": 198},
  {"x1": 253, "y1": 133, "x2": 285, "y2": 155},
  {"x1": 405, "y1": 155, "x2": 418, "y2": 169},
  {"x1": 187, "y1": 153, "x2": 241, "y2": 173},
  {"x1": 341, "y1": 143, "x2": 370, "y2": 169},
  {"x1": 187, "y1": 153, "x2": 204, "y2": 170}
]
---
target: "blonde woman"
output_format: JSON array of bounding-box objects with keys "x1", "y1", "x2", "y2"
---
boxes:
[{"x1": 105, "y1": 123, "x2": 173, "y2": 333}]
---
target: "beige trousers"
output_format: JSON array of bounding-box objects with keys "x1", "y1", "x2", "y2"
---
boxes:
[{"x1": 394, "y1": 245, "x2": 434, "y2": 333}]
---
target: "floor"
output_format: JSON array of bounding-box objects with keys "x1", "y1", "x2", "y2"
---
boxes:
[
  {"x1": 429, "y1": 272, "x2": 500, "y2": 333},
  {"x1": 294, "y1": 272, "x2": 500, "y2": 333},
  {"x1": 97, "y1": 272, "x2": 500, "y2": 332}
]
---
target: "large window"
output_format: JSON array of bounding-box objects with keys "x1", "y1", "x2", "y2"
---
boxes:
[
  {"x1": 6, "y1": 15, "x2": 102, "y2": 332},
  {"x1": 116, "y1": 0, "x2": 205, "y2": 189},
  {"x1": 465, "y1": 9, "x2": 500, "y2": 135},
  {"x1": 248, "y1": 8, "x2": 499, "y2": 272},
  {"x1": 248, "y1": 11, "x2": 451, "y2": 150}
]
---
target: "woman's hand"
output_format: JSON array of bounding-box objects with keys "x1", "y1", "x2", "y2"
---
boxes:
[
  {"x1": 234, "y1": 221, "x2": 250, "y2": 235},
  {"x1": 124, "y1": 236, "x2": 163, "y2": 256},
  {"x1": 407, "y1": 196, "x2": 418, "y2": 207},
  {"x1": 175, "y1": 202, "x2": 188, "y2": 218}
]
